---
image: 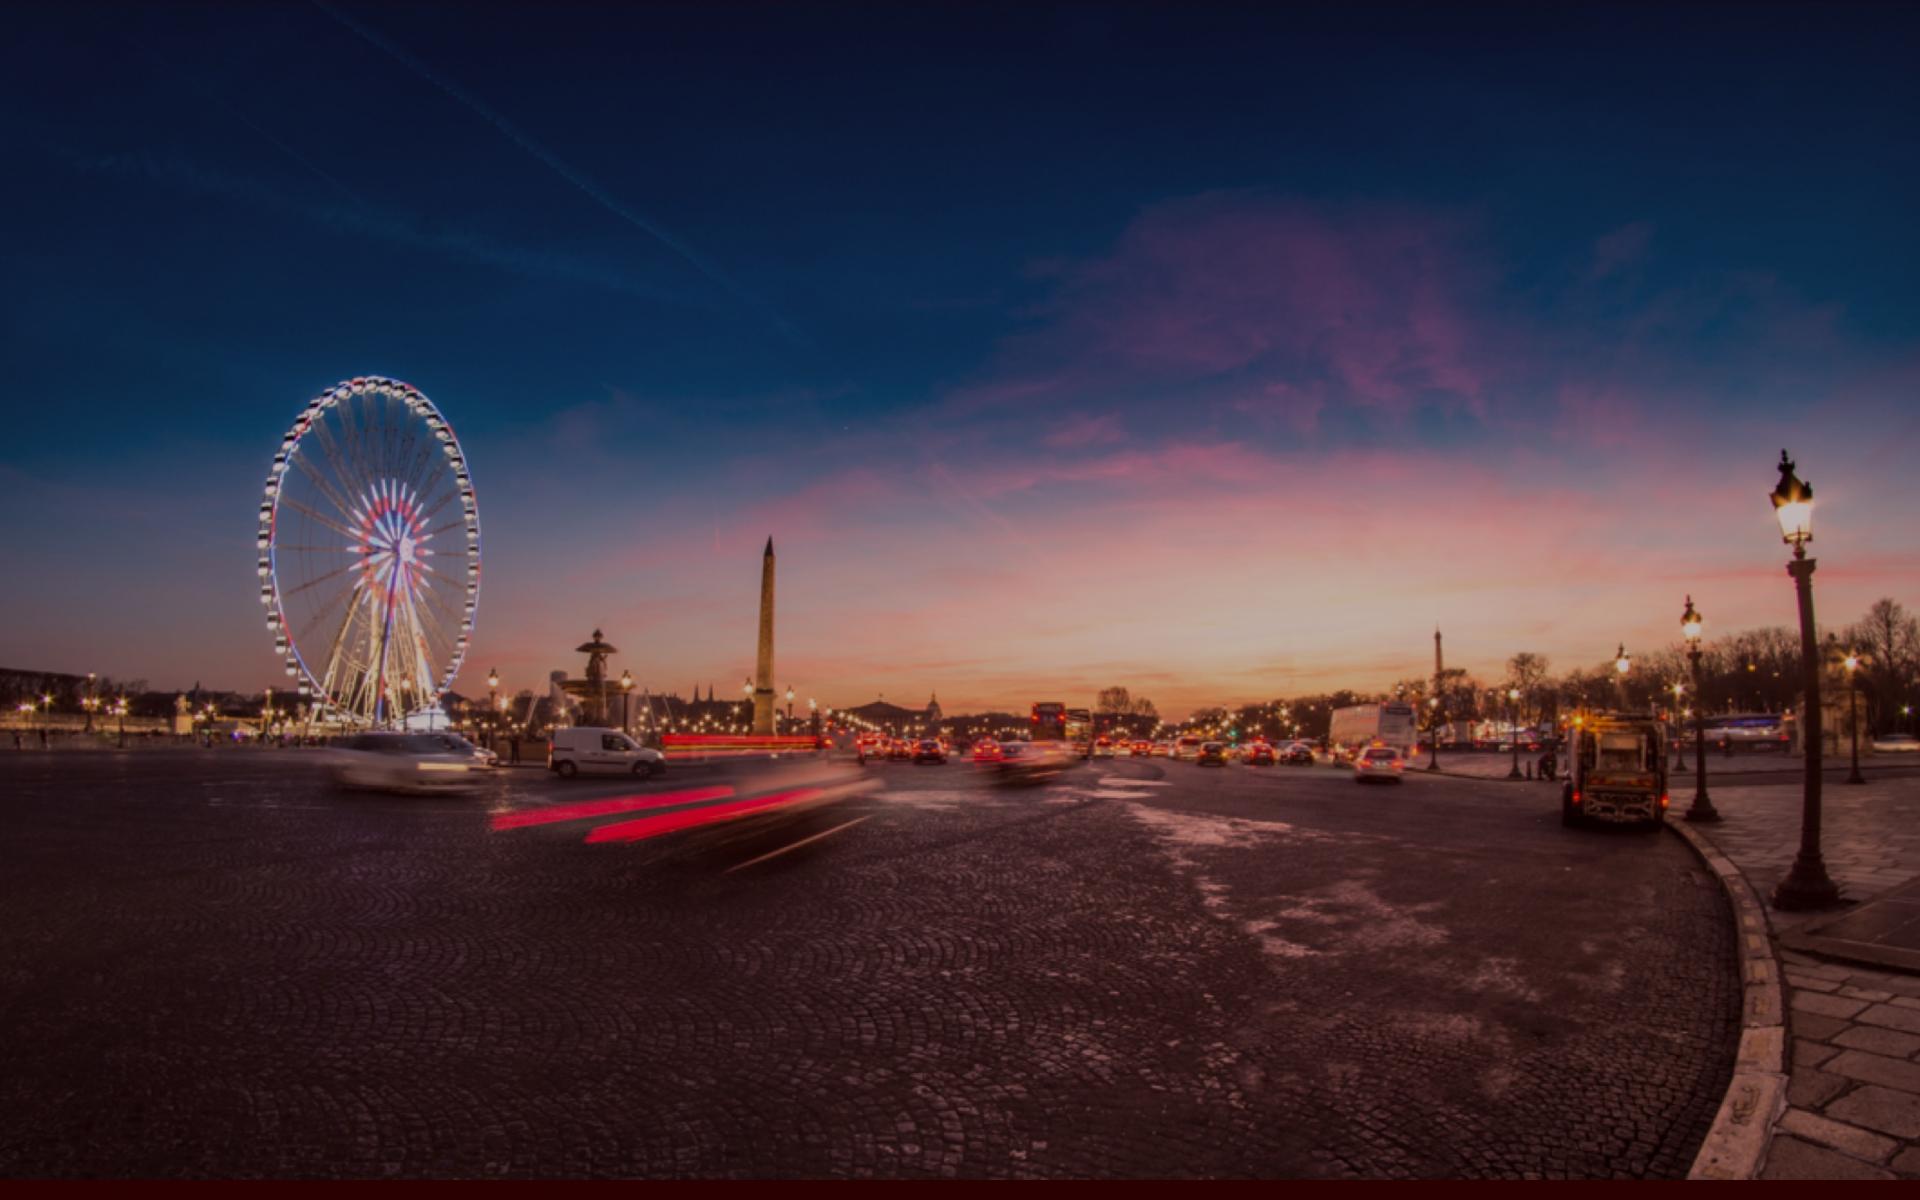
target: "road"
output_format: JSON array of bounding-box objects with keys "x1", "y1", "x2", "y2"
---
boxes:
[{"x1": 0, "y1": 749, "x2": 1738, "y2": 1178}]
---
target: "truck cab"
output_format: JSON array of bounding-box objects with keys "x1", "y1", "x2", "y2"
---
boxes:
[{"x1": 1561, "y1": 713, "x2": 1669, "y2": 828}]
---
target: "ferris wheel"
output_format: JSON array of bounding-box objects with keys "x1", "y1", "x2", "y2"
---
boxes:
[{"x1": 258, "y1": 376, "x2": 480, "y2": 728}]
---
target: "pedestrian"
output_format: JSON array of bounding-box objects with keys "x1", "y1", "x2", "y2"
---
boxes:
[
  {"x1": 509, "y1": 734, "x2": 521, "y2": 764},
  {"x1": 11, "y1": 730, "x2": 20, "y2": 751},
  {"x1": 40, "y1": 727, "x2": 49, "y2": 749}
]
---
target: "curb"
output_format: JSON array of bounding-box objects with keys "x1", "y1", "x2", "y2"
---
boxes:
[{"x1": 1667, "y1": 819, "x2": 1788, "y2": 1181}]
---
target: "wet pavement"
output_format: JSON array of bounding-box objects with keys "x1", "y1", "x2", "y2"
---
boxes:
[{"x1": 0, "y1": 749, "x2": 1738, "y2": 1178}]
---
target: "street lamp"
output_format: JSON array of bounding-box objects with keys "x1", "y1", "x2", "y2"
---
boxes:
[
  {"x1": 1680, "y1": 596, "x2": 1718, "y2": 822},
  {"x1": 1506, "y1": 687, "x2": 1523, "y2": 779},
  {"x1": 785, "y1": 684, "x2": 795, "y2": 726},
  {"x1": 1613, "y1": 644, "x2": 1631, "y2": 710},
  {"x1": 1426, "y1": 696, "x2": 1442, "y2": 771},
  {"x1": 621, "y1": 670, "x2": 635, "y2": 735},
  {"x1": 1844, "y1": 652, "x2": 1865, "y2": 786},
  {"x1": 1768, "y1": 450, "x2": 1839, "y2": 910}
]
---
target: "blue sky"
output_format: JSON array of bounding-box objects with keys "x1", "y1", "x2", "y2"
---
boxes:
[{"x1": 3, "y1": 3, "x2": 1917, "y2": 715}]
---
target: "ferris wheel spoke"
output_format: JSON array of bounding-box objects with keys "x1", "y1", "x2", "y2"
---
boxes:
[
  {"x1": 280, "y1": 496, "x2": 360, "y2": 542},
  {"x1": 286, "y1": 445, "x2": 363, "y2": 527},
  {"x1": 305, "y1": 418, "x2": 376, "y2": 517},
  {"x1": 293, "y1": 585, "x2": 357, "y2": 651},
  {"x1": 283, "y1": 559, "x2": 361, "y2": 598}
]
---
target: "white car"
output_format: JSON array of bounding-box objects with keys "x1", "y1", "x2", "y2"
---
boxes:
[
  {"x1": 329, "y1": 732, "x2": 488, "y2": 793},
  {"x1": 1872, "y1": 734, "x2": 1920, "y2": 754},
  {"x1": 549, "y1": 727, "x2": 666, "y2": 778},
  {"x1": 1353, "y1": 746, "x2": 1407, "y2": 784}
]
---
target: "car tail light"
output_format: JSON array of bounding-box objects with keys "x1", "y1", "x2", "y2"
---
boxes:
[
  {"x1": 1659, "y1": 793, "x2": 1670, "y2": 809},
  {"x1": 1571, "y1": 790, "x2": 1582, "y2": 806}
]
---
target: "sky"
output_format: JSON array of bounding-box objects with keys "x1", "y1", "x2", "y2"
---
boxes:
[{"x1": 2, "y1": 2, "x2": 1918, "y2": 719}]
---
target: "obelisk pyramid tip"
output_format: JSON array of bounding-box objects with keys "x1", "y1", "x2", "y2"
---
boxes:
[{"x1": 764, "y1": 536, "x2": 774, "y2": 556}]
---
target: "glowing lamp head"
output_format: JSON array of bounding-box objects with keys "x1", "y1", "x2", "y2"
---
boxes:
[
  {"x1": 1614, "y1": 645, "x2": 1631, "y2": 676},
  {"x1": 1507, "y1": 688, "x2": 1520, "y2": 701},
  {"x1": 1681, "y1": 595, "x2": 1703, "y2": 645},
  {"x1": 1844, "y1": 652, "x2": 1861, "y2": 674},
  {"x1": 620, "y1": 670, "x2": 634, "y2": 692},
  {"x1": 487, "y1": 669, "x2": 500, "y2": 690},
  {"x1": 1770, "y1": 450, "x2": 1813, "y2": 548}
]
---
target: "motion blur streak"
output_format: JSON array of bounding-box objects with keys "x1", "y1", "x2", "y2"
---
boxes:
[
  {"x1": 582, "y1": 787, "x2": 825, "y2": 844},
  {"x1": 490, "y1": 786, "x2": 733, "y2": 831}
]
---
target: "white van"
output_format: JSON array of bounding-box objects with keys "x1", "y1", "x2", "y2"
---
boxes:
[{"x1": 548, "y1": 727, "x2": 666, "y2": 779}]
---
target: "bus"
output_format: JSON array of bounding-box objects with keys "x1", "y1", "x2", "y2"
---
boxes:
[
  {"x1": 1691, "y1": 713, "x2": 1791, "y2": 751},
  {"x1": 1328, "y1": 702, "x2": 1418, "y2": 761},
  {"x1": 1031, "y1": 701, "x2": 1067, "y2": 741}
]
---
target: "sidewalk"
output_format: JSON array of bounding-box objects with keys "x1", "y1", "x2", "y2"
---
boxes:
[
  {"x1": 1428, "y1": 749, "x2": 1913, "y2": 783},
  {"x1": 1680, "y1": 774, "x2": 1920, "y2": 1178}
]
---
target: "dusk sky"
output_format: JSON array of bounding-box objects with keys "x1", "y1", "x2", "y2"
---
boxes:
[{"x1": 4, "y1": 3, "x2": 1918, "y2": 718}]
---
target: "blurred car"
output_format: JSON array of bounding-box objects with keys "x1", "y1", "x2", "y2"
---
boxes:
[
  {"x1": 429, "y1": 732, "x2": 498, "y2": 768},
  {"x1": 1093, "y1": 737, "x2": 1117, "y2": 758},
  {"x1": 1151, "y1": 742, "x2": 1173, "y2": 757},
  {"x1": 988, "y1": 740, "x2": 1076, "y2": 785},
  {"x1": 1197, "y1": 741, "x2": 1228, "y2": 767},
  {"x1": 1354, "y1": 746, "x2": 1407, "y2": 784},
  {"x1": 886, "y1": 739, "x2": 914, "y2": 762},
  {"x1": 1130, "y1": 740, "x2": 1152, "y2": 757},
  {"x1": 1244, "y1": 742, "x2": 1276, "y2": 766},
  {"x1": 913, "y1": 738, "x2": 948, "y2": 764},
  {"x1": 329, "y1": 732, "x2": 488, "y2": 793},
  {"x1": 1174, "y1": 736, "x2": 1205, "y2": 761},
  {"x1": 972, "y1": 739, "x2": 1005, "y2": 763},
  {"x1": 1873, "y1": 734, "x2": 1920, "y2": 753},
  {"x1": 1281, "y1": 742, "x2": 1315, "y2": 765}
]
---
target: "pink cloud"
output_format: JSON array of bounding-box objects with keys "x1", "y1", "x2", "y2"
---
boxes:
[{"x1": 955, "y1": 194, "x2": 1494, "y2": 428}]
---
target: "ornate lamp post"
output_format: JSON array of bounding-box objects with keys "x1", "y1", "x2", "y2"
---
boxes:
[
  {"x1": 1768, "y1": 450, "x2": 1840, "y2": 910},
  {"x1": 1681, "y1": 596, "x2": 1718, "y2": 822},
  {"x1": 83, "y1": 673, "x2": 98, "y2": 732},
  {"x1": 1426, "y1": 696, "x2": 1442, "y2": 771},
  {"x1": 115, "y1": 697, "x2": 128, "y2": 748},
  {"x1": 620, "y1": 670, "x2": 635, "y2": 735},
  {"x1": 808, "y1": 696, "x2": 819, "y2": 738},
  {"x1": 1506, "y1": 687, "x2": 1523, "y2": 779},
  {"x1": 1613, "y1": 645, "x2": 1632, "y2": 710},
  {"x1": 487, "y1": 668, "x2": 500, "y2": 740},
  {"x1": 1844, "y1": 652, "x2": 1865, "y2": 785},
  {"x1": 785, "y1": 685, "x2": 796, "y2": 728},
  {"x1": 1669, "y1": 681, "x2": 1688, "y2": 768}
]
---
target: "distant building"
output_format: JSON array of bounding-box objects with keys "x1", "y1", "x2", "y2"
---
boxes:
[{"x1": 840, "y1": 694, "x2": 943, "y2": 736}]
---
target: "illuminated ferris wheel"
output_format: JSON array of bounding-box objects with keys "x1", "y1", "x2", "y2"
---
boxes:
[{"x1": 258, "y1": 376, "x2": 480, "y2": 728}]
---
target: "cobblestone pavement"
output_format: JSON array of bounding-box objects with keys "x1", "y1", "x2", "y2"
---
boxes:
[
  {"x1": 1682, "y1": 773, "x2": 1920, "y2": 1178},
  {"x1": 0, "y1": 751, "x2": 1738, "y2": 1178}
]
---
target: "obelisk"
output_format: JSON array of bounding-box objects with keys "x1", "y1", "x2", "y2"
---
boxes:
[{"x1": 752, "y1": 537, "x2": 776, "y2": 734}]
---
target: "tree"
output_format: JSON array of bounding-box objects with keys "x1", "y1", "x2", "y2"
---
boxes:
[
  {"x1": 1847, "y1": 598, "x2": 1920, "y2": 735},
  {"x1": 1096, "y1": 687, "x2": 1132, "y2": 715},
  {"x1": 1130, "y1": 696, "x2": 1159, "y2": 718}
]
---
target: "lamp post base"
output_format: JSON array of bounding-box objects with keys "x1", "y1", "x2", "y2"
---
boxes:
[
  {"x1": 1683, "y1": 795, "x2": 1721, "y2": 823},
  {"x1": 1771, "y1": 855, "x2": 1842, "y2": 911}
]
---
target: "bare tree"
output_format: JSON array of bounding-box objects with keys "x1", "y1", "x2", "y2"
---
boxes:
[
  {"x1": 1847, "y1": 598, "x2": 1920, "y2": 734},
  {"x1": 1096, "y1": 686, "x2": 1132, "y2": 715}
]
